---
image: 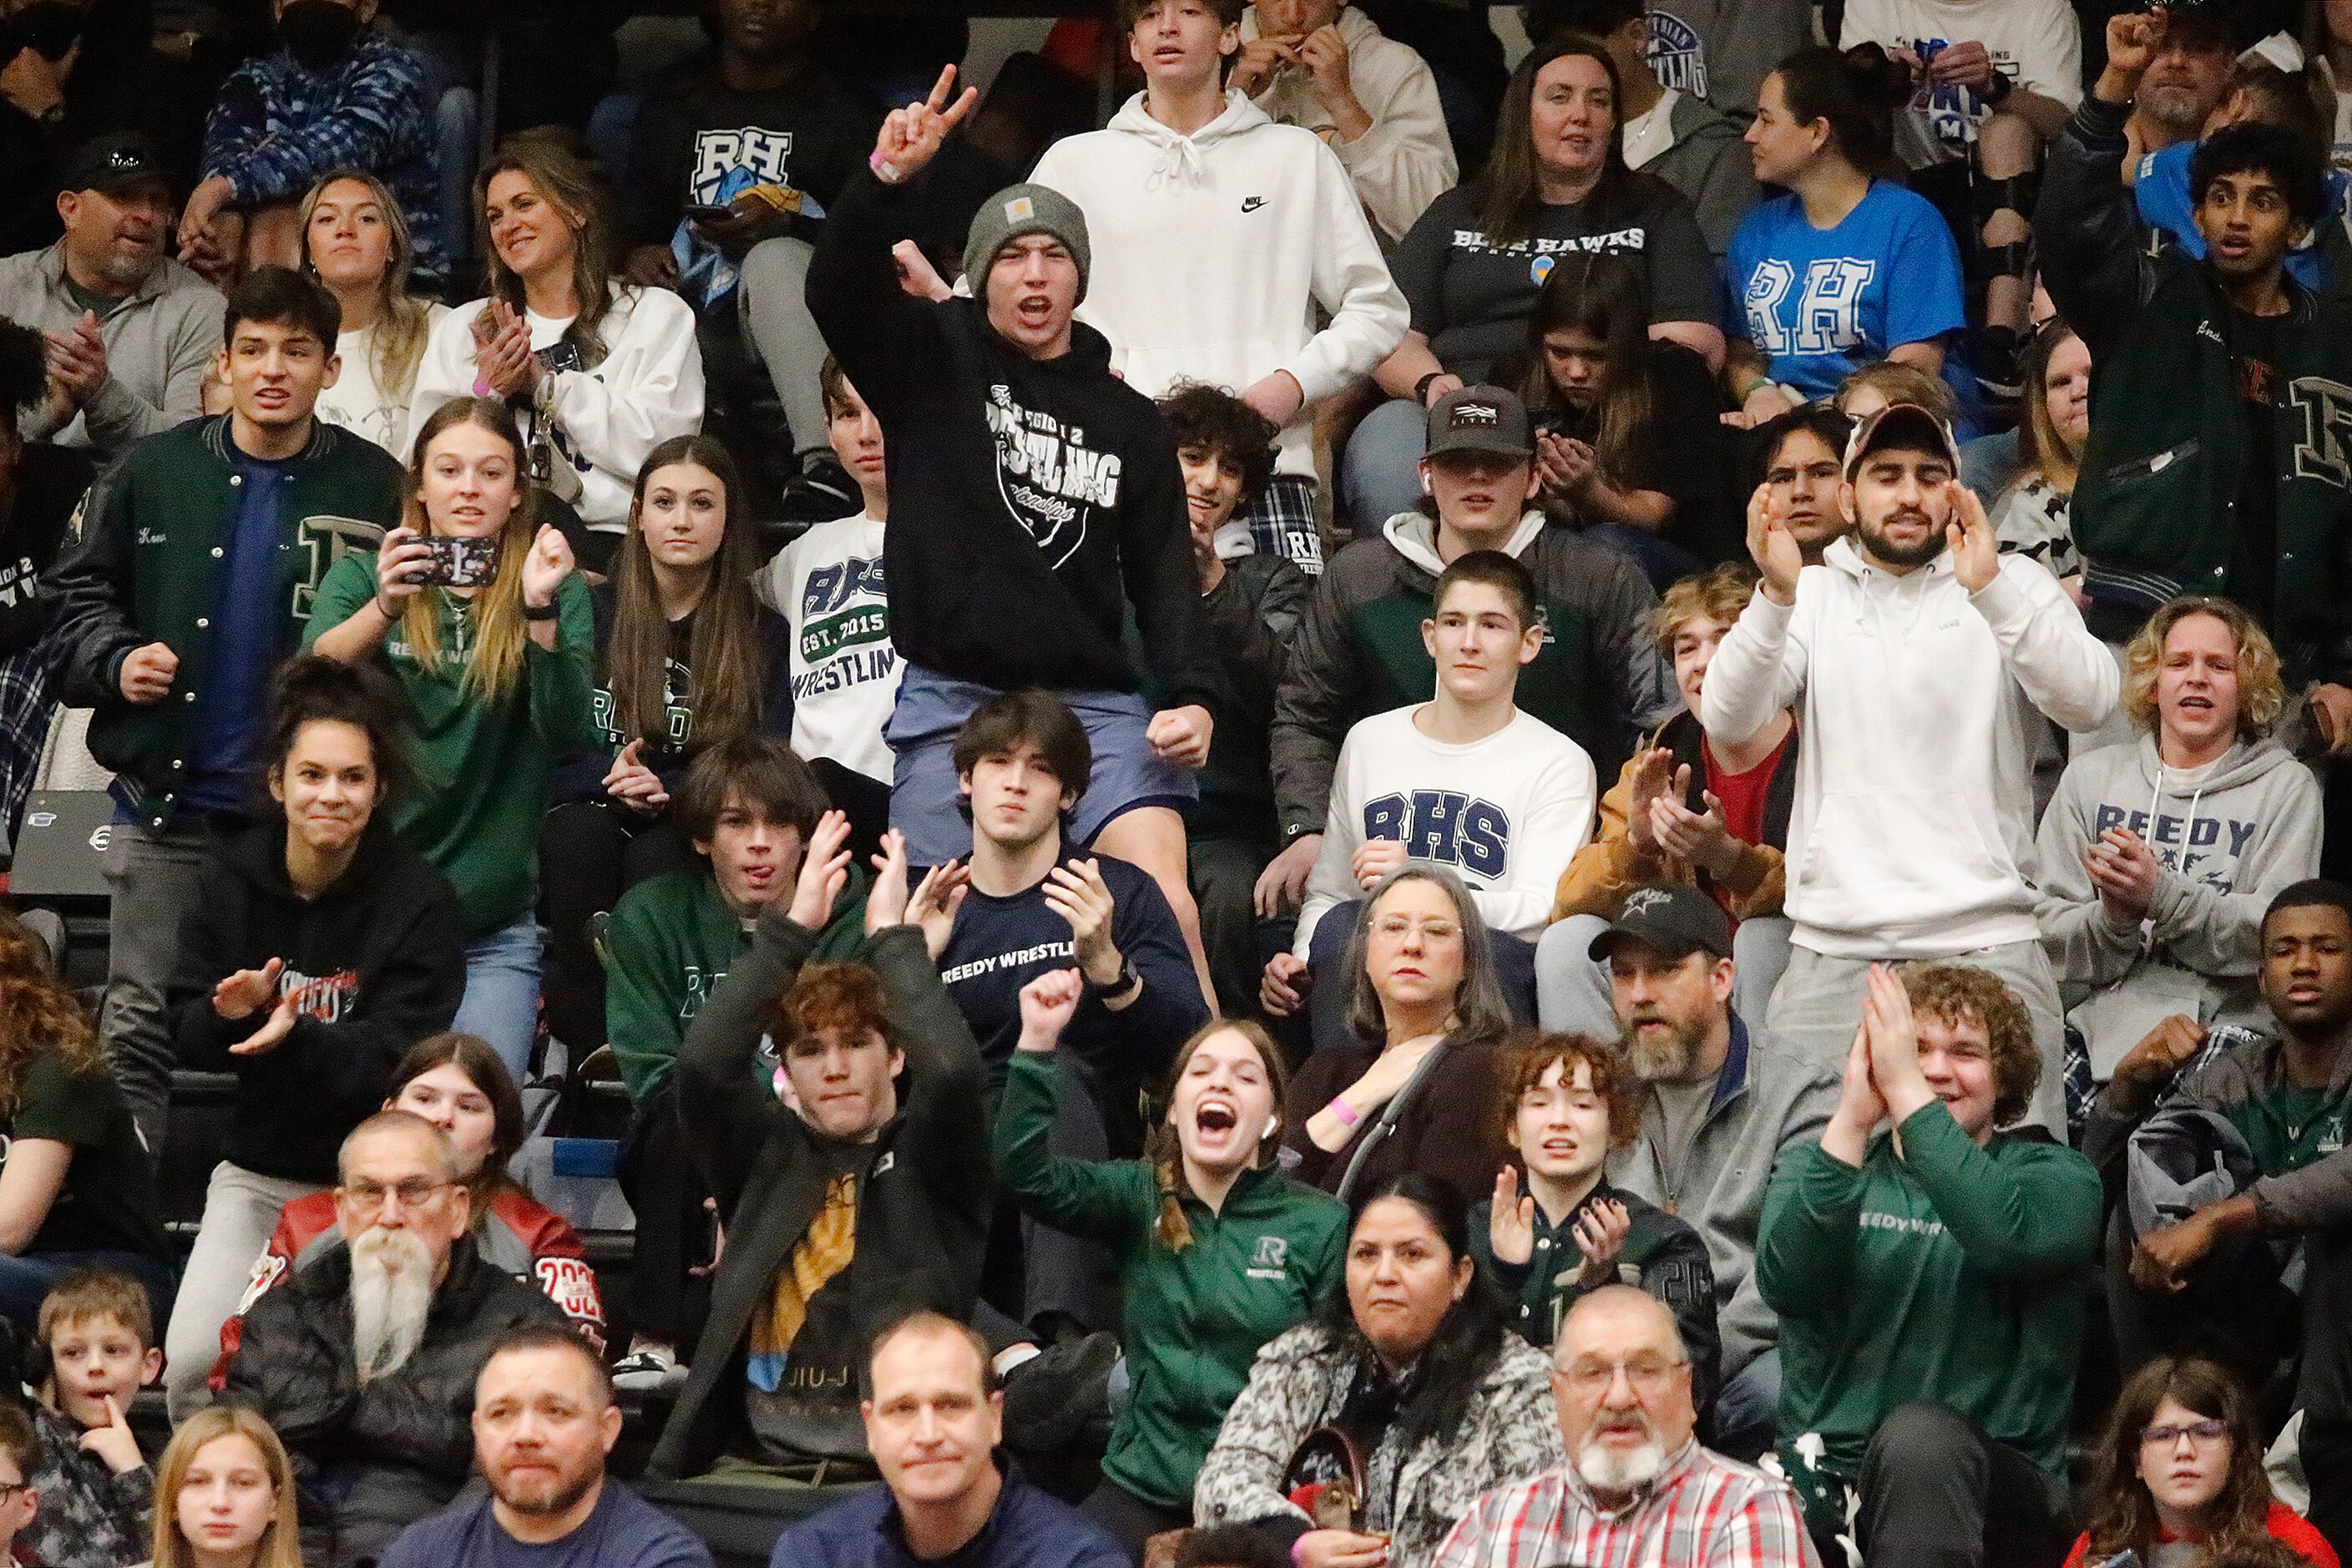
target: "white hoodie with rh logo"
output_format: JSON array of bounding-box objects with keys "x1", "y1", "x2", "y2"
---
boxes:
[
  {"x1": 1699, "y1": 535, "x2": 2119, "y2": 958},
  {"x1": 1029, "y1": 89, "x2": 1407, "y2": 483}
]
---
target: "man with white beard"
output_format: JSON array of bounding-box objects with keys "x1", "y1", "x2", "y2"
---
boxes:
[
  {"x1": 1430, "y1": 1287, "x2": 1812, "y2": 1568},
  {"x1": 224, "y1": 1110, "x2": 568, "y2": 1568}
]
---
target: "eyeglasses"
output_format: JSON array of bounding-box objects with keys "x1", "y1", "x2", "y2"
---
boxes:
[
  {"x1": 2142, "y1": 1419, "x2": 2229, "y2": 1448},
  {"x1": 1554, "y1": 1357, "x2": 1688, "y2": 1395},
  {"x1": 0, "y1": 1480, "x2": 32, "y2": 1502},
  {"x1": 340, "y1": 1177, "x2": 449, "y2": 1211}
]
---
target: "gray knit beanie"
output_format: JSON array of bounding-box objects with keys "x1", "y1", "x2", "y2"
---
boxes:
[{"x1": 962, "y1": 183, "x2": 1092, "y2": 301}]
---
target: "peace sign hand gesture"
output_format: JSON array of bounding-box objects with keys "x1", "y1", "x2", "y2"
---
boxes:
[{"x1": 874, "y1": 63, "x2": 981, "y2": 183}]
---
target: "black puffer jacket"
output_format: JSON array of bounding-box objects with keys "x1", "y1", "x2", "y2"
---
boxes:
[{"x1": 221, "y1": 1237, "x2": 566, "y2": 1568}]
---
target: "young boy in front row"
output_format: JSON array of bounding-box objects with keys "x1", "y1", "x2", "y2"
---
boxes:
[{"x1": 22, "y1": 1269, "x2": 160, "y2": 1568}]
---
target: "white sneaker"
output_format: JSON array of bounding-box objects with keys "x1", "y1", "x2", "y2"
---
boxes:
[{"x1": 611, "y1": 1345, "x2": 686, "y2": 1393}]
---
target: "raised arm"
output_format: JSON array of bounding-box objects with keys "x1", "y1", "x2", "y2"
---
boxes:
[
  {"x1": 2033, "y1": 13, "x2": 2166, "y2": 362},
  {"x1": 992, "y1": 970, "x2": 1157, "y2": 1242},
  {"x1": 804, "y1": 65, "x2": 976, "y2": 409}
]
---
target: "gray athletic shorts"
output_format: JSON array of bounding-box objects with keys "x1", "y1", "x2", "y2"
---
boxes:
[{"x1": 884, "y1": 665, "x2": 1196, "y2": 867}]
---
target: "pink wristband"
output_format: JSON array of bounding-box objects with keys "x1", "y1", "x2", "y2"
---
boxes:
[
  {"x1": 1327, "y1": 1096, "x2": 1360, "y2": 1129},
  {"x1": 471, "y1": 376, "x2": 493, "y2": 398},
  {"x1": 1291, "y1": 1537, "x2": 1311, "y2": 1566},
  {"x1": 869, "y1": 149, "x2": 904, "y2": 185}
]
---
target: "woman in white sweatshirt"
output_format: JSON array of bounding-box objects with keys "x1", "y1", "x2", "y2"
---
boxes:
[
  {"x1": 2035, "y1": 598, "x2": 2323, "y2": 1085},
  {"x1": 1029, "y1": 0, "x2": 1407, "y2": 574},
  {"x1": 408, "y1": 136, "x2": 705, "y2": 565}
]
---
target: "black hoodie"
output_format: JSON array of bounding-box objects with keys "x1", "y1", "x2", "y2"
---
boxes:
[
  {"x1": 807, "y1": 168, "x2": 1221, "y2": 710},
  {"x1": 167, "y1": 820, "x2": 465, "y2": 1182}
]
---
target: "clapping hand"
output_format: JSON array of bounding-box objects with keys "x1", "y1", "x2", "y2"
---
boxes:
[{"x1": 787, "y1": 811, "x2": 854, "y2": 932}]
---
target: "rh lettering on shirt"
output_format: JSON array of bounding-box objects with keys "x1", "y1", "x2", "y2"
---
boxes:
[
  {"x1": 1363, "y1": 791, "x2": 1513, "y2": 880},
  {"x1": 1245, "y1": 1234, "x2": 1290, "y2": 1282},
  {"x1": 985, "y1": 387, "x2": 1122, "y2": 569},
  {"x1": 690, "y1": 128, "x2": 797, "y2": 200}
]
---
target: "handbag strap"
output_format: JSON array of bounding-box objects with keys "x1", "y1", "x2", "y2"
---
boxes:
[{"x1": 1334, "y1": 1040, "x2": 1453, "y2": 1206}]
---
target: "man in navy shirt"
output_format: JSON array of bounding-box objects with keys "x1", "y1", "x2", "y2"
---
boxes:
[
  {"x1": 769, "y1": 1311, "x2": 1125, "y2": 1568},
  {"x1": 381, "y1": 1326, "x2": 712, "y2": 1568},
  {"x1": 936, "y1": 689, "x2": 1206, "y2": 1105},
  {"x1": 934, "y1": 689, "x2": 1206, "y2": 1333}
]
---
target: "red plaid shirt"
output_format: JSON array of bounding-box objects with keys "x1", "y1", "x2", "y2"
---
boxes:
[{"x1": 1429, "y1": 1441, "x2": 1819, "y2": 1568}]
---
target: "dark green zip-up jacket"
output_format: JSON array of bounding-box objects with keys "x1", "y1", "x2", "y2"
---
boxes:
[
  {"x1": 42, "y1": 415, "x2": 406, "y2": 827},
  {"x1": 994, "y1": 1049, "x2": 1347, "y2": 1510},
  {"x1": 2040, "y1": 94, "x2": 2352, "y2": 681},
  {"x1": 1758, "y1": 1104, "x2": 2101, "y2": 1533}
]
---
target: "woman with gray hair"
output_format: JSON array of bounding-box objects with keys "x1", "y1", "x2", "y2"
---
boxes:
[{"x1": 1282, "y1": 867, "x2": 1518, "y2": 1201}]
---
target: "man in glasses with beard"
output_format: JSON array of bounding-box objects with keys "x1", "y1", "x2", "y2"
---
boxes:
[
  {"x1": 1429, "y1": 1286, "x2": 1810, "y2": 1568},
  {"x1": 223, "y1": 1110, "x2": 568, "y2": 1568}
]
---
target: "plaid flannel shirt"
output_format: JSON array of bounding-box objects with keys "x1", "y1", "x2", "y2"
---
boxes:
[{"x1": 1429, "y1": 1443, "x2": 1818, "y2": 1568}]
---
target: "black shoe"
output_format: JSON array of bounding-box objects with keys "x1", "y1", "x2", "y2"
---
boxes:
[
  {"x1": 1000, "y1": 1330, "x2": 1118, "y2": 1456},
  {"x1": 780, "y1": 451, "x2": 857, "y2": 524}
]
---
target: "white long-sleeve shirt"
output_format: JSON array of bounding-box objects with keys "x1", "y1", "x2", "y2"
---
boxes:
[
  {"x1": 1297, "y1": 706, "x2": 1596, "y2": 952},
  {"x1": 1238, "y1": 4, "x2": 1456, "y2": 241},
  {"x1": 1030, "y1": 89, "x2": 1408, "y2": 483},
  {"x1": 1698, "y1": 536, "x2": 2118, "y2": 957},
  {"x1": 407, "y1": 283, "x2": 706, "y2": 530}
]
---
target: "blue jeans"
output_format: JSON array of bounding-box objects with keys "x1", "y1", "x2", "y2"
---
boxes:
[
  {"x1": 0, "y1": 1249, "x2": 175, "y2": 1332},
  {"x1": 453, "y1": 916, "x2": 544, "y2": 1086},
  {"x1": 1340, "y1": 397, "x2": 1429, "y2": 538}
]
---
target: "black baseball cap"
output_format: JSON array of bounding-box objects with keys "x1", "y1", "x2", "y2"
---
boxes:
[
  {"x1": 1424, "y1": 384, "x2": 1534, "y2": 461},
  {"x1": 1586, "y1": 883, "x2": 1733, "y2": 963},
  {"x1": 59, "y1": 132, "x2": 170, "y2": 200}
]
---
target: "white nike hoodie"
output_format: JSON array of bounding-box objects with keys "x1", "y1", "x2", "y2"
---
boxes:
[
  {"x1": 1698, "y1": 535, "x2": 2118, "y2": 956},
  {"x1": 1029, "y1": 89, "x2": 1407, "y2": 482}
]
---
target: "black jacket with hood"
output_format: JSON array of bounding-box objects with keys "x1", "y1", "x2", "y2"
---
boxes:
[
  {"x1": 165, "y1": 820, "x2": 465, "y2": 1183},
  {"x1": 807, "y1": 166, "x2": 1221, "y2": 711},
  {"x1": 222, "y1": 1236, "x2": 567, "y2": 1568},
  {"x1": 648, "y1": 916, "x2": 992, "y2": 1481}
]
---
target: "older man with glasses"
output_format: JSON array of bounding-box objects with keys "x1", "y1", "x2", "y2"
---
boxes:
[
  {"x1": 221, "y1": 1110, "x2": 569, "y2": 1568},
  {"x1": 1429, "y1": 1285, "x2": 1812, "y2": 1568}
]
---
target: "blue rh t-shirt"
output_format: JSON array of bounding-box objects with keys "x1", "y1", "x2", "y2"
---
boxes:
[
  {"x1": 1728, "y1": 180, "x2": 1968, "y2": 402},
  {"x1": 180, "y1": 453, "x2": 294, "y2": 814},
  {"x1": 2133, "y1": 139, "x2": 2345, "y2": 291}
]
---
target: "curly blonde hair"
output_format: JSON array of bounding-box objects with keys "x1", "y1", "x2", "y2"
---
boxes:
[
  {"x1": 1653, "y1": 564, "x2": 1758, "y2": 656},
  {"x1": 2120, "y1": 597, "x2": 2286, "y2": 741},
  {"x1": 1899, "y1": 963, "x2": 2039, "y2": 1126}
]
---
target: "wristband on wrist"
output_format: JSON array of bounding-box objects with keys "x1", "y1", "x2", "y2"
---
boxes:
[
  {"x1": 471, "y1": 376, "x2": 494, "y2": 398},
  {"x1": 1413, "y1": 370, "x2": 1444, "y2": 404},
  {"x1": 1291, "y1": 1537, "x2": 1311, "y2": 1567},
  {"x1": 522, "y1": 599, "x2": 561, "y2": 621},
  {"x1": 1328, "y1": 1095, "x2": 1361, "y2": 1128},
  {"x1": 870, "y1": 149, "x2": 904, "y2": 185}
]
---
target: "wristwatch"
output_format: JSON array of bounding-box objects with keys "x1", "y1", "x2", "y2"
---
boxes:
[
  {"x1": 1089, "y1": 958, "x2": 1140, "y2": 998},
  {"x1": 1981, "y1": 69, "x2": 2013, "y2": 106}
]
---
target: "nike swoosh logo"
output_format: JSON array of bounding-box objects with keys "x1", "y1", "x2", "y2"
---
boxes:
[{"x1": 1242, "y1": 196, "x2": 1265, "y2": 214}]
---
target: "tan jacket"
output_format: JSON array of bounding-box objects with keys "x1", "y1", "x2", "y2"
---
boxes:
[{"x1": 1551, "y1": 719, "x2": 1787, "y2": 923}]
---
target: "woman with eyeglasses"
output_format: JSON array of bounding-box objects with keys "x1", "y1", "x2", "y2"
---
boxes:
[
  {"x1": 2064, "y1": 1356, "x2": 2338, "y2": 1567},
  {"x1": 1194, "y1": 1172, "x2": 1564, "y2": 1568}
]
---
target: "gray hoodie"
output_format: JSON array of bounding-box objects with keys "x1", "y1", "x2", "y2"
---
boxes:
[
  {"x1": 1606, "y1": 1012, "x2": 1839, "y2": 1376},
  {"x1": 2035, "y1": 735, "x2": 2323, "y2": 1070}
]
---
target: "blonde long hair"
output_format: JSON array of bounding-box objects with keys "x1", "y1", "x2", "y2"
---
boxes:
[
  {"x1": 399, "y1": 397, "x2": 542, "y2": 701},
  {"x1": 149, "y1": 1408, "x2": 304, "y2": 1568},
  {"x1": 297, "y1": 168, "x2": 433, "y2": 406}
]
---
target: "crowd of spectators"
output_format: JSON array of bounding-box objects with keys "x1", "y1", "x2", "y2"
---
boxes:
[{"x1": 0, "y1": 0, "x2": 2348, "y2": 1565}]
